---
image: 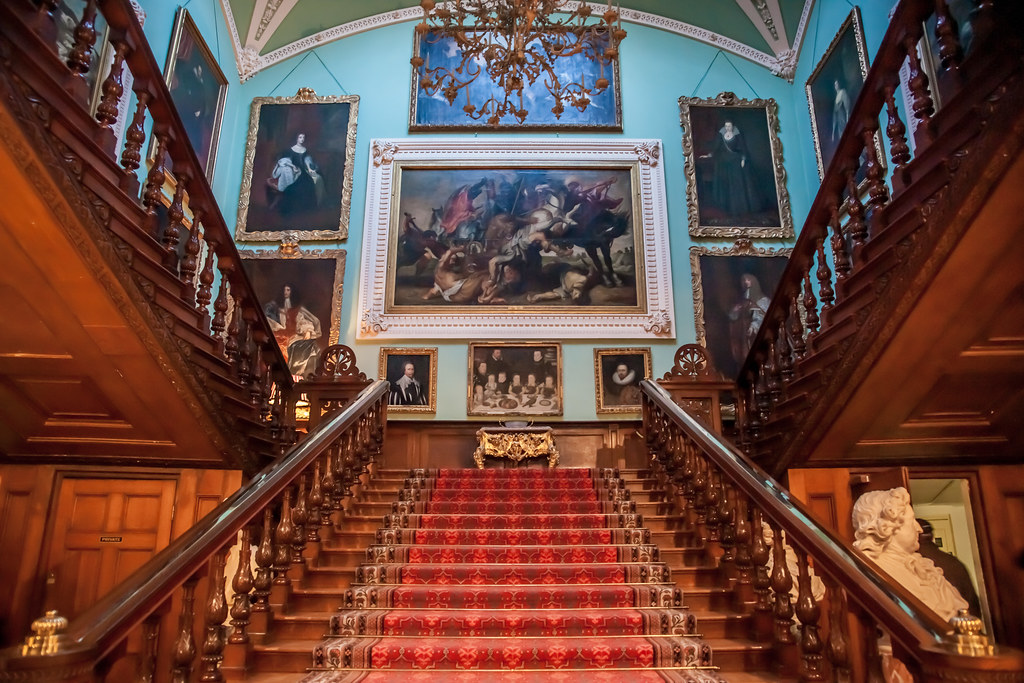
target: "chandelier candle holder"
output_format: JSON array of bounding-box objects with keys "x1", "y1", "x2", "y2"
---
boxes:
[{"x1": 412, "y1": 0, "x2": 626, "y2": 126}]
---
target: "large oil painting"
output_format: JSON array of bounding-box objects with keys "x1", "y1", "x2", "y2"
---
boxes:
[
  {"x1": 679, "y1": 92, "x2": 793, "y2": 239},
  {"x1": 161, "y1": 7, "x2": 227, "y2": 181},
  {"x1": 235, "y1": 89, "x2": 359, "y2": 242},
  {"x1": 805, "y1": 8, "x2": 884, "y2": 180},
  {"x1": 690, "y1": 241, "x2": 792, "y2": 380},
  {"x1": 410, "y1": 29, "x2": 621, "y2": 131},
  {"x1": 239, "y1": 247, "x2": 344, "y2": 381},
  {"x1": 358, "y1": 139, "x2": 675, "y2": 339},
  {"x1": 468, "y1": 343, "x2": 562, "y2": 417}
]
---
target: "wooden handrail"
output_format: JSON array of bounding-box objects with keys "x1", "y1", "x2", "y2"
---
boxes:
[
  {"x1": 642, "y1": 379, "x2": 1024, "y2": 676},
  {"x1": 0, "y1": 380, "x2": 388, "y2": 677}
]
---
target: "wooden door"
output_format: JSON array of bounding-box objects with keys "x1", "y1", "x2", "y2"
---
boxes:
[{"x1": 42, "y1": 477, "x2": 176, "y2": 618}]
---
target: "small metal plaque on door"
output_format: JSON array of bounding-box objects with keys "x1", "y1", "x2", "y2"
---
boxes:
[{"x1": 99, "y1": 536, "x2": 122, "y2": 543}]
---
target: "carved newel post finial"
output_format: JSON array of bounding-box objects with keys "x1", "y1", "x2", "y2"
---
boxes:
[
  {"x1": 21, "y1": 610, "x2": 68, "y2": 656},
  {"x1": 950, "y1": 609, "x2": 994, "y2": 656}
]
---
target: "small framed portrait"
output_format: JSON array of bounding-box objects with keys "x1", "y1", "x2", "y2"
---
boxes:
[
  {"x1": 235, "y1": 89, "x2": 360, "y2": 242},
  {"x1": 679, "y1": 92, "x2": 794, "y2": 239},
  {"x1": 161, "y1": 7, "x2": 228, "y2": 181},
  {"x1": 467, "y1": 343, "x2": 562, "y2": 417},
  {"x1": 690, "y1": 240, "x2": 792, "y2": 380},
  {"x1": 805, "y1": 8, "x2": 884, "y2": 180},
  {"x1": 239, "y1": 246, "x2": 345, "y2": 381},
  {"x1": 379, "y1": 348, "x2": 437, "y2": 414},
  {"x1": 594, "y1": 348, "x2": 652, "y2": 414},
  {"x1": 410, "y1": 29, "x2": 622, "y2": 131}
]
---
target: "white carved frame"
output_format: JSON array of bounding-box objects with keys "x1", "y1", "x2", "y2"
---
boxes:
[{"x1": 357, "y1": 138, "x2": 675, "y2": 340}]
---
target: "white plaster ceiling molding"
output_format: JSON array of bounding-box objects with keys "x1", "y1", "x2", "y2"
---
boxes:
[{"x1": 217, "y1": 1, "x2": 816, "y2": 84}]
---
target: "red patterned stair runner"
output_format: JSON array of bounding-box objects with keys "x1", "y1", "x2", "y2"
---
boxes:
[{"x1": 305, "y1": 468, "x2": 719, "y2": 681}]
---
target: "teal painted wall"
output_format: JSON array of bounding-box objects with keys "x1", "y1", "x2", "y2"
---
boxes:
[{"x1": 134, "y1": 0, "x2": 896, "y2": 421}]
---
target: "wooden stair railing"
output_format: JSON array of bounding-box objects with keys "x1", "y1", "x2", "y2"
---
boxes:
[
  {"x1": 642, "y1": 379, "x2": 1024, "y2": 681},
  {"x1": 734, "y1": 0, "x2": 1024, "y2": 474},
  {"x1": 0, "y1": 380, "x2": 389, "y2": 681},
  {"x1": 0, "y1": 0, "x2": 293, "y2": 471}
]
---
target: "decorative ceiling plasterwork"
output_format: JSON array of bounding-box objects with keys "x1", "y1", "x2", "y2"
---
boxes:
[{"x1": 218, "y1": 1, "x2": 815, "y2": 84}]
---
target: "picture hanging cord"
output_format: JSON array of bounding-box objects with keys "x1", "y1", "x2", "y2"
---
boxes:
[
  {"x1": 691, "y1": 51, "x2": 761, "y2": 101},
  {"x1": 268, "y1": 51, "x2": 349, "y2": 96}
]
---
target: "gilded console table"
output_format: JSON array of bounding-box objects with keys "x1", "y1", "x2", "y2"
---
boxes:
[{"x1": 473, "y1": 426, "x2": 560, "y2": 468}]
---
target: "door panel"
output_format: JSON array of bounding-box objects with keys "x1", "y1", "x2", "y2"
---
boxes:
[{"x1": 44, "y1": 478, "x2": 176, "y2": 618}]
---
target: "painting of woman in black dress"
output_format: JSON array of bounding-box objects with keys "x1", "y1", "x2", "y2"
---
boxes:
[
  {"x1": 679, "y1": 92, "x2": 793, "y2": 239},
  {"x1": 235, "y1": 91, "x2": 359, "y2": 242}
]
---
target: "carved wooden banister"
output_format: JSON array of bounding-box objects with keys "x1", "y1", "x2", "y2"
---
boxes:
[
  {"x1": 0, "y1": 0, "x2": 294, "y2": 471},
  {"x1": 642, "y1": 379, "x2": 1024, "y2": 680},
  {"x1": 735, "y1": 0, "x2": 1024, "y2": 473},
  {"x1": 0, "y1": 380, "x2": 389, "y2": 681}
]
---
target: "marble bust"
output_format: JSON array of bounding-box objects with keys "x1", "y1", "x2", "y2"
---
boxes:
[{"x1": 852, "y1": 487, "x2": 969, "y2": 621}]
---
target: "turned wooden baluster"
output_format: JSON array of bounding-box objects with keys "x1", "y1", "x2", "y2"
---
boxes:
[
  {"x1": 844, "y1": 169, "x2": 868, "y2": 257},
  {"x1": 862, "y1": 126, "x2": 890, "y2": 223},
  {"x1": 181, "y1": 209, "x2": 202, "y2": 300},
  {"x1": 777, "y1": 317, "x2": 794, "y2": 384},
  {"x1": 95, "y1": 39, "x2": 128, "y2": 127},
  {"x1": 272, "y1": 490, "x2": 294, "y2": 584},
  {"x1": 65, "y1": 0, "x2": 97, "y2": 76},
  {"x1": 704, "y1": 469, "x2": 724, "y2": 551},
  {"x1": 823, "y1": 574, "x2": 852, "y2": 683},
  {"x1": 212, "y1": 264, "x2": 231, "y2": 345},
  {"x1": 237, "y1": 308, "x2": 257, "y2": 387},
  {"x1": 765, "y1": 336, "x2": 782, "y2": 405},
  {"x1": 802, "y1": 269, "x2": 820, "y2": 342},
  {"x1": 249, "y1": 347, "x2": 265, "y2": 407},
  {"x1": 794, "y1": 548, "x2": 824, "y2": 683},
  {"x1": 690, "y1": 450, "x2": 709, "y2": 540},
  {"x1": 199, "y1": 547, "x2": 228, "y2": 681},
  {"x1": 142, "y1": 131, "x2": 168, "y2": 218},
  {"x1": 754, "y1": 362, "x2": 772, "y2": 425},
  {"x1": 828, "y1": 204, "x2": 851, "y2": 288},
  {"x1": 307, "y1": 460, "x2": 323, "y2": 544},
  {"x1": 717, "y1": 482, "x2": 737, "y2": 578},
  {"x1": 120, "y1": 92, "x2": 149, "y2": 180},
  {"x1": 196, "y1": 237, "x2": 217, "y2": 326},
  {"x1": 320, "y1": 451, "x2": 337, "y2": 532},
  {"x1": 733, "y1": 497, "x2": 754, "y2": 605},
  {"x1": 260, "y1": 365, "x2": 274, "y2": 422},
  {"x1": 789, "y1": 295, "x2": 806, "y2": 359},
  {"x1": 742, "y1": 373, "x2": 760, "y2": 450},
  {"x1": 226, "y1": 296, "x2": 243, "y2": 366},
  {"x1": 933, "y1": 0, "x2": 964, "y2": 73},
  {"x1": 250, "y1": 509, "x2": 274, "y2": 617},
  {"x1": 884, "y1": 85, "x2": 911, "y2": 175},
  {"x1": 171, "y1": 575, "x2": 199, "y2": 683},
  {"x1": 137, "y1": 612, "x2": 161, "y2": 683},
  {"x1": 291, "y1": 475, "x2": 309, "y2": 567},
  {"x1": 903, "y1": 31, "x2": 935, "y2": 141},
  {"x1": 770, "y1": 522, "x2": 796, "y2": 650},
  {"x1": 814, "y1": 235, "x2": 834, "y2": 319},
  {"x1": 750, "y1": 507, "x2": 774, "y2": 641},
  {"x1": 163, "y1": 171, "x2": 187, "y2": 269},
  {"x1": 228, "y1": 527, "x2": 253, "y2": 645}
]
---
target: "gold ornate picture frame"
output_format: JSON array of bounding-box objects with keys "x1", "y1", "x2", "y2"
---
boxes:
[
  {"x1": 690, "y1": 240, "x2": 792, "y2": 380},
  {"x1": 379, "y1": 347, "x2": 437, "y2": 414},
  {"x1": 159, "y1": 7, "x2": 228, "y2": 182},
  {"x1": 238, "y1": 244, "x2": 345, "y2": 380},
  {"x1": 467, "y1": 342, "x2": 563, "y2": 418},
  {"x1": 358, "y1": 138, "x2": 675, "y2": 339},
  {"x1": 235, "y1": 89, "x2": 359, "y2": 242},
  {"x1": 594, "y1": 347, "x2": 652, "y2": 415},
  {"x1": 805, "y1": 8, "x2": 885, "y2": 180},
  {"x1": 679, "y1": 92, "x2": 794, "y2": 239}
]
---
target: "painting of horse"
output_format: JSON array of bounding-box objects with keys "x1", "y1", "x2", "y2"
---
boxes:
[{"x1": 388, "y1": 166, "x2": 640, "y2": 311}]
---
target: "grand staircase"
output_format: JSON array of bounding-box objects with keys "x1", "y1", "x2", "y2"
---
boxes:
[{"x1": 247, "y1": 466, "x2": 773, "y2": 681}]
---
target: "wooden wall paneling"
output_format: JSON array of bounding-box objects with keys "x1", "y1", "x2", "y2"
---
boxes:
[
  {"x1": 785, "y1": 467, "x2": 855, "y2": 540},
  {"x1": 0, "y1": 464, "x2": 55, "y2": 646},
  {"x1": 973, "y1": 465, "x2": 1024, "y2": 649},
  {"x1": 380, "y1": 421, "x2": 642, "y2": 470}
]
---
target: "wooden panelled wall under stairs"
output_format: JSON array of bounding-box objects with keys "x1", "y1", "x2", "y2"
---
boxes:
[{"x1": 381, "y1": 420, "x2": 648, "y2": 471}]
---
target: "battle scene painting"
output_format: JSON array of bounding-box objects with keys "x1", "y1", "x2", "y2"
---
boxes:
[{"x1": 389, "y1": 166, "x2": 640, "y2": 311}]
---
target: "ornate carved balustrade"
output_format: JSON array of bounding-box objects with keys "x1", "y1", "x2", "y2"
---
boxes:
[
  {"x1": 735, "y1": 0, "x2": 1024, "y2": 474},
  {"x1": 0, "y1": 380, "x2": 389, "y2": 681},
  {"x1": 0, "y1": 0, "x2": 292, "y2": 471},
  {"x1": 642, "y1": 380, "x2": 1024, "y2": 681}
]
